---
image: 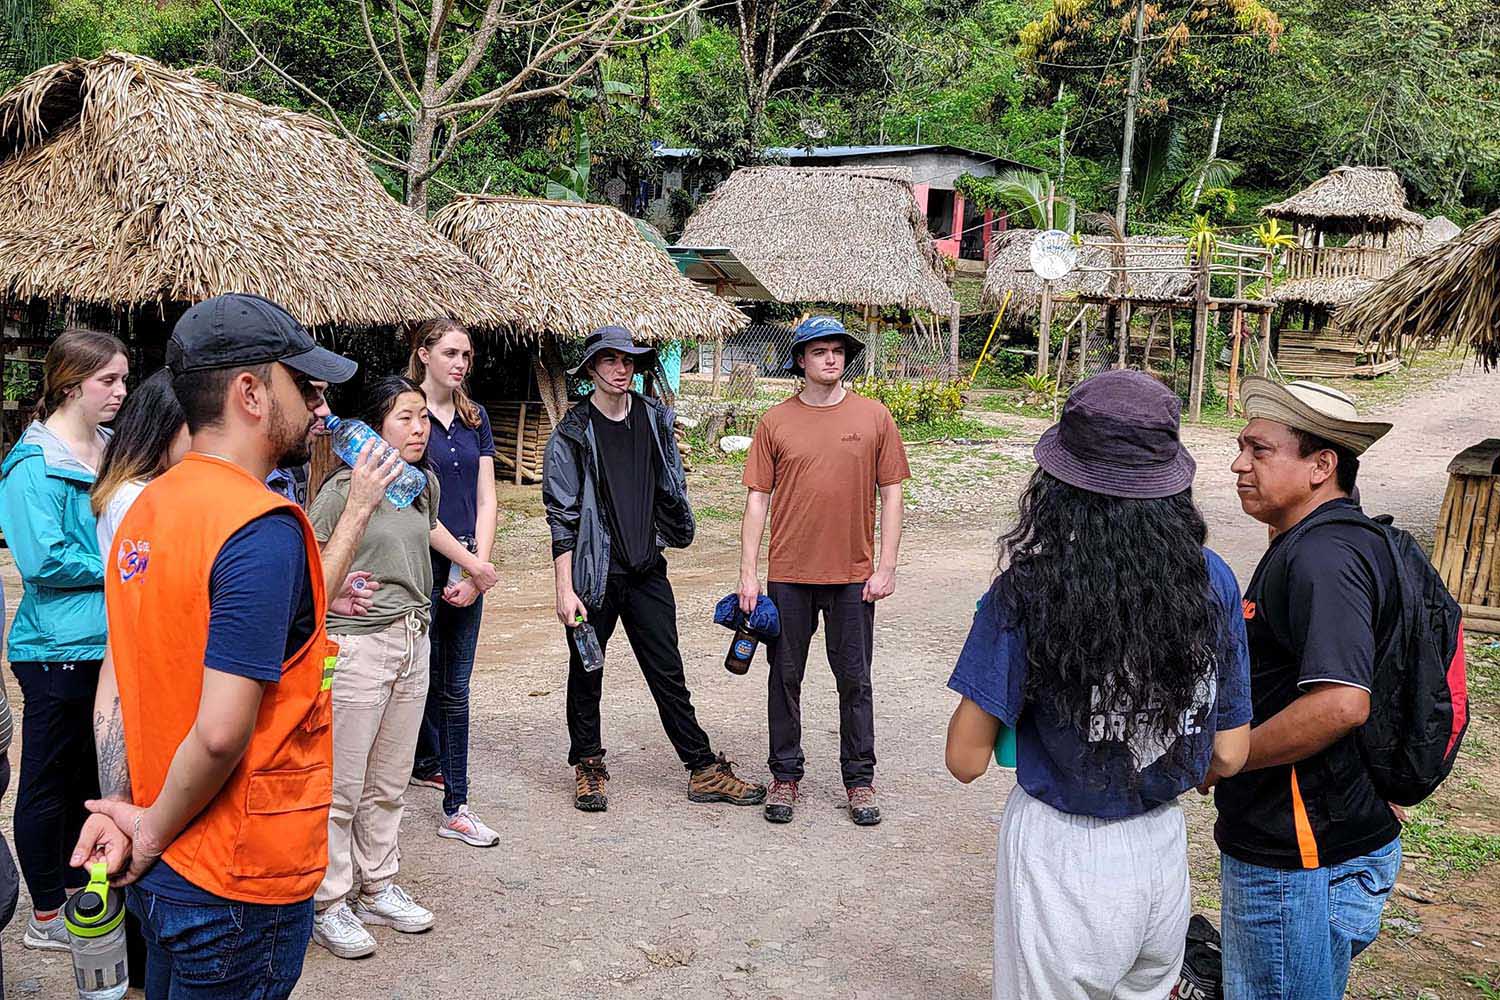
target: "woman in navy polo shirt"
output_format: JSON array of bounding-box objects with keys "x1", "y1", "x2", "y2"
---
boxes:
[{"x1": 408, "y1": 320, "x2": 501, "y2": 847}]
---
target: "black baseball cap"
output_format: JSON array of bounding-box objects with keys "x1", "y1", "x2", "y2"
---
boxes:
[{"x1": 167, "y1": 293, "x2": 357, "y2": 383}]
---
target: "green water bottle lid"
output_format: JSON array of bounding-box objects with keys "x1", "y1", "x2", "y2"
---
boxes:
[{"x1": 64, "y1": 862, "x2": 125, "y2": 937}]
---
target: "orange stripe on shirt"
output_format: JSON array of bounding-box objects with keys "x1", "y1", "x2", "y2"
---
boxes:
[{"x1": 1290, "y1": 766, "x2": 1320, "y2": 869}]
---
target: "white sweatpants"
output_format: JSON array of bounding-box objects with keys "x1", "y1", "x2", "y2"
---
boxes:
[{"x1": 993, "y1": 787, "x2": 1189, "y2": 1000}]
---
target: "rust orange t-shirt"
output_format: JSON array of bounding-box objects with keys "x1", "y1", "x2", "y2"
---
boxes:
[{"x1": 743, "y1": 391, "x2": 911, "y2": 585}]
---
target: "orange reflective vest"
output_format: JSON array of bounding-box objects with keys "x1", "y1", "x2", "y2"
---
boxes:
[{"x1": 105, "y1": 454, "x2": 336, "y2": 904}]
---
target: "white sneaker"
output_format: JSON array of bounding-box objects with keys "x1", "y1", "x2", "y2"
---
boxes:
[
  {"x1": 22, "y1": 913, "x2": 69, "y2": 952},
  {"x1": 437, "y1": 804, "x2": 500, "y2": 847},
  {"x1": 353, "y1": 884, "x2": 434, "y2": 934},
  {"x1": 311, "y1": 902, "x2": 376, "y2": 959}
]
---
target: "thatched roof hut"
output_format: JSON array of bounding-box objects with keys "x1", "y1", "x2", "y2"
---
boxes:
[
  {"x1": 677, "y1": 166, "x2": 956, "y2": 314},
  {"x1": 1277, "y1": 215, "x2": 1464, "y2": 310},
  {"x1": 980, "y1": 229, "x2": 1194, "y2": 317},
  {"x1": 1350, "y1": 214, "x2": 1463, "y2": 257},
  {"x1": 0, "y1": 52, "x2": 516, "y2": 329},
  {"x1": 431, "y1": 194, "x2": 746, "y2": 343},
  {"x1": 1270, "y1": 276, "x2": 1377, "y2": 309},
  {"x1": 1261, "y1": 165, "x2": 1423, "y2": 233},
  {"x1": 1340, "y1": 210, "x2": 1500, "y2": 368}
]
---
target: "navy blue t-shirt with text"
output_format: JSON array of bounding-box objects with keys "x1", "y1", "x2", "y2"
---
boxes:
[{"x1": 947, "y1": 547, "x2": 1252, "y2": 818}]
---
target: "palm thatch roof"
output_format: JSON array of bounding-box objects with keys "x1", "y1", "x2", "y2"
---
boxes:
[
  {"x1": 0, "y1": 52, "x2": 518, "y2": 330},
  {"x1": 1270, "y1": 276, "x2": 1376, "y2": 308},
  {"x1": 1339, "y1": 209, "x2": 1500, "y2": 368},
  {"x1": 431, "y1": 194, "x2": 746, "y2": 343},
  {"x1": 1350, "y1": 214, "x2": 1463, "y2": 257},
  {"x1": 677, "y1": 166, "x2": 956, "y2": 314},
  {"x1": 980, "y1": 229, "x2": 1194, "y2": 317},
  {"x1": 1261, "y1": 165, "x2": 1424, "y2": 232}
]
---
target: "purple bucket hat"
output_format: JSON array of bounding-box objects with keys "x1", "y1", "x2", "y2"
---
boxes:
[{"x1": 1032, "y1": 370, "x2": 1196, "y2": 499}]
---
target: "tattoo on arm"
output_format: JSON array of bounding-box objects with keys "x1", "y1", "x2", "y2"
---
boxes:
[{"x1": 95, "y1": 696, "x2": 131, "y2": 801}]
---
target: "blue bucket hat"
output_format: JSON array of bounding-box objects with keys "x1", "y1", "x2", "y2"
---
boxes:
[
  {"x1": 782, "y1": 316, "x2": 865, "y2": 372},
  {"x1": 713, "y1": 593, "x2": 782, "y2": 640}
]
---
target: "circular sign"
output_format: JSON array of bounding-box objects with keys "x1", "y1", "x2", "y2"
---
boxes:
[{"x1": 1029, "y1": 229, "x2": 1079, "y2": 281}]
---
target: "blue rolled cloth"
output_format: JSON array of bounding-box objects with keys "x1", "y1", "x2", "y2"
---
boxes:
[{"x1": 713, "y1": 593, "x2": 781, "y2": 640}]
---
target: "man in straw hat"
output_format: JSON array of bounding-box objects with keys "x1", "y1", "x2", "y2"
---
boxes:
[
  {"x1": 1207, "y1": 377, "x2": 1402, "y2": 1000},
  {"x1": 544, "y1": 325, "x2": 766, "y2": 814},
  {"x1": 739, "y1": 316, "x2": 911, "y2": 827}
]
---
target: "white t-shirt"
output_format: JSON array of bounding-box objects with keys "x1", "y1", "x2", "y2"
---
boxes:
[{"x1": 95, "y1": 479, "x2": 148, "y2": 562}]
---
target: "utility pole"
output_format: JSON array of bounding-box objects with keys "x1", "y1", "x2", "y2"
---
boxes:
[{"x1": 1113, "y1": 1, "x2": 1149, "y2": 234}]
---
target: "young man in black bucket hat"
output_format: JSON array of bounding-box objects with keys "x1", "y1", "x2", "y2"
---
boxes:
[
  {"x1": 738, "y1": 316, "x2": 910, "y2": 826},
  {"x1": 543, "y1": 325, "x2": 765, "y2": 813}
]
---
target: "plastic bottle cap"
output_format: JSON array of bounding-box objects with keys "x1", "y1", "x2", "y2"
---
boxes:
[{"x1": 74, "y1": 891, "x2": 104, "y2": 920}]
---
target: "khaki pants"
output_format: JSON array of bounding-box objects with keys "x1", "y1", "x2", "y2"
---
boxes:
[{"x1": 316, "y1": 615, "x2": 430, "y2": 909}]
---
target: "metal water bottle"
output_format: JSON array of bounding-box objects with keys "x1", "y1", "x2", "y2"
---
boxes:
[{"x1": 65, "y1": 862, "x2": 128, "y2": 1000}]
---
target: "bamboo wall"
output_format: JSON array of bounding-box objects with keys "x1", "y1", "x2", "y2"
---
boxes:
[
  {"x1": 1432, "y1": 440, "x2": 1500, "y2": 634},
  {"x1": 485, "y1": 400, "x2": 557, "y2": 485}
]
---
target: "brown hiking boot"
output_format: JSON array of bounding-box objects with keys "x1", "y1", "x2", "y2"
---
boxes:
[
  {"x1": 574, "y1": 757, "x2": 608, "y2": 812},
  {"x1": 763, "y1": 779, "x2": 798, "y2": 824},
  {"x1": 688, "y1": 753, "x2": 766, "y2": 806},
  {"x1": 847, "y1": 785, "x2": 881, "y2": 826}
]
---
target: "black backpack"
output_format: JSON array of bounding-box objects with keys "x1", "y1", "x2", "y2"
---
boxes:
[
  {"x1": 1171, "y1": 915, "x2": 1223, "y2": 999},
  {"x1": 1274, "y1": 506, "x2": 1468, "y2": 806}
]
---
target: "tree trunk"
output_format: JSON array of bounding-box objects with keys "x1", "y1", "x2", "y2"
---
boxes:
[
  {"x1": 1191, "y1": 100, "x2": 1226, "y2": 209},
  {"x1": 405, "y1": 111, "x2": 438, "y2": 211}
]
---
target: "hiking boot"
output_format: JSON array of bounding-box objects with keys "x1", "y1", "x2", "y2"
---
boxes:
[
  {"x1": 763, "y1": 779, "x2": 798, "y2": 824},
  {"x1": 437, "y1": 805, "x2": 500, "y2": 847},
  {"x1": 847, "y1": 785, "x2": 882, "y2": 826},
  {"x1": 575, "y1": 757, "x2": 609, "y2": 812},
  {"x1": 409, "y1": 771, "x2": 444, "y2": 791},
  {"x1": 689, "y1": 753, "x2": 766, "y2": 805},
  {"x1": 312, "y1": 902, "x2": 376, "y2": 960},
  {"x1": 353, "y1": 883, "x2": 434, "y2": 933},
  {"x1": 22, "y1": 912, "x2": 69, "y2": 953}
]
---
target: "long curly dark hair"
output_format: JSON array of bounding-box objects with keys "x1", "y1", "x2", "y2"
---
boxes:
[{"x1": 996, "y1": 470, "x2": 1225, "y2": 749}]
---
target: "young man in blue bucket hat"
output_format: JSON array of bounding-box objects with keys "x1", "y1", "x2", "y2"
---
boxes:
[
  {"x1": 738, "y1": 316, "x2": 910, "y2": 826},
  {"x1": 544, "y1": 325, "x2": 766, "y2": 813}
]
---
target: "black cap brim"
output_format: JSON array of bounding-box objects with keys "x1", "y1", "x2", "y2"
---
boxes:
[{"x1": 281, "y1": 344, "x2": 358, "y2": 384}]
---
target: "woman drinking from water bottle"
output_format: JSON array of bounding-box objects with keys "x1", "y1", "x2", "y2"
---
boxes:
[
  {"x1": 943, "y1": 371, "x2": 1253, "y2": 1000},
  {"x1": 306, "y1": 376, "x2": 495, "y2": 960},
  {"x1": 0, "y1": 329, "x2": 127, "y2": 953},
  {"x1": 406, "y1": 320, "x2": 502, "y2": 847}
]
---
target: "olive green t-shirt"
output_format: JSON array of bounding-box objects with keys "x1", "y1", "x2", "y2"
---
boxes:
[{"x1": 308, "y1": 468, "x2": 440, "y2": 635}]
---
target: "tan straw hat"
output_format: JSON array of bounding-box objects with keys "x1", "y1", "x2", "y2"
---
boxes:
[{"x1": 1240, "y1": 377, "x2": 1392, "y2": 455}]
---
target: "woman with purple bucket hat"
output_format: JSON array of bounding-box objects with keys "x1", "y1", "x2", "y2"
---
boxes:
[{"x1": 943, "y1": 370, "x2": 1253, "y2": 999}]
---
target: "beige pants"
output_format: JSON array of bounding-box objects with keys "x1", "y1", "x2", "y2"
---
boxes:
[{"x1": 316, "y1": 615, "x2": 430, "y2": 909}]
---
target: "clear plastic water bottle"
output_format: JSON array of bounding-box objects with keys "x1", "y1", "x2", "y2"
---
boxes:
[
  {"x1": 66, "y1": 863, "x2": 127, "y2": 1000},
  {"x1": 324, "y1": 415, "x2": 427, "y2": 509},
  {"x1": 572, "y1": 616, "x2": 604, "y2": 672}
]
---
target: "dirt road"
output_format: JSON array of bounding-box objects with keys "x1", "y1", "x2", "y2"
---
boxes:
[{"x1": 5, "y1": 366, "x2": 1498, "y2": 999}]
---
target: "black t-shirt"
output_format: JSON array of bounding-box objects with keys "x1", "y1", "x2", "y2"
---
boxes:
[
  {"x1": 1214, "y1": 499, "x2": 1402, "y2": 869},
  {"x1": 590, "y1": 399, "x2": 660, "y2": 575}
]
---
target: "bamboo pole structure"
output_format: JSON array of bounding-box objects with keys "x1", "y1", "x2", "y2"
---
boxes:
[
  {"x1": 1227, "y1": 259, "x2": 1245, "y2": 414},
  {"x1": 1189, "y1": 251, "x2": 1211, "y2": 422},
  {"x1": 1037, "y1": 280, "x2": 1054, "y2": 379}
]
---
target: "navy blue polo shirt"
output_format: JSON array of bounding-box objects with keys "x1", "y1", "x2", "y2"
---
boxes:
[{"x1": 427, "y1": 406, "x2": 494, "y2": 539}]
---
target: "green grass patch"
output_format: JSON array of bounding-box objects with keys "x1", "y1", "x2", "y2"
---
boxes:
[
  {"x1": 902, "y1": 417, "x2": 1012, "y2": 442},
  {"x1": 695, "y1": 504, "x2": 740, "y2": 522},
  {"x1": 1402, "y1": 802, "x2": 1500, "y2": 875}
]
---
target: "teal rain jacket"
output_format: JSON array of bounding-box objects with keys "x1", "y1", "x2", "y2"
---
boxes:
[{"x1": 0, "y1": 422, "x2": 107, "y2": 663}]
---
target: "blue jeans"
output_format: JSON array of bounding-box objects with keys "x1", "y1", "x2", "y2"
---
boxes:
[
  {"x1": 127, "y1": 886, "x2": 312, "y2": 1000},
  {"x1": 1221, "y1": 836, "x2": 1401, "y2": 1000},
  {"x1": 413, "y1": 555, "x2": 483, "y2": 816}
]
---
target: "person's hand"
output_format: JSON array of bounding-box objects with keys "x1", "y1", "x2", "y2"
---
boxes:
[
  {"x1": 466, "y1": 559, "x2": 498, "y2": 592},
  {"x1": 557, "y1": 589, "x2": 587, "y2": 628},
  {"x1": 443, "y1": 579, "x2": 480, "y2": 608},
  {"x1": 1196, "y1": 767, "x2": 1225, "y2": 795},
  {"x1": 72, "y1": 800, "x2": 164, "y2": 886},
  {"x1": 738, "y1": 573, "x2": 761, "y2": 616},
  {"x1": 329, "y1": 571, "x2": 380, "y2": 616},
  {"x1": 71, "y1": 813, "x2": 132, "y2": 881},
  {"x1": 1389, "y1": 802, "x2": 1408, "y2": 822},
  {"x1": 862, "y1": 566, "x2": 896, "y2": 603},
  {"x1": 346, "y1": 440, "x2": 403, "y2": 516}
]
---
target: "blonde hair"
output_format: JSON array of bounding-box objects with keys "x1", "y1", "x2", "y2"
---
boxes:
[
  {"x1": 35, "y1": 328, "x2": 126, "y2": 421},
  {"x1": 406, "y1": 319, "x2": 481, "y2": 428}
]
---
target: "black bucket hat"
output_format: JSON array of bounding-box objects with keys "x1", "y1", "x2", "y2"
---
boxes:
[
  {"x1": 1032, "y1": 369, "x2": 1197, "y2": 499},
  {"x1": 568, "y1": 325, "x2": 658, "y2": 377}
]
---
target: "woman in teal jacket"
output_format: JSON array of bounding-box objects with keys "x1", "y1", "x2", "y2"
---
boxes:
[{"x1": 0, "y1": 329, "x2": 126, "y2": 951}]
